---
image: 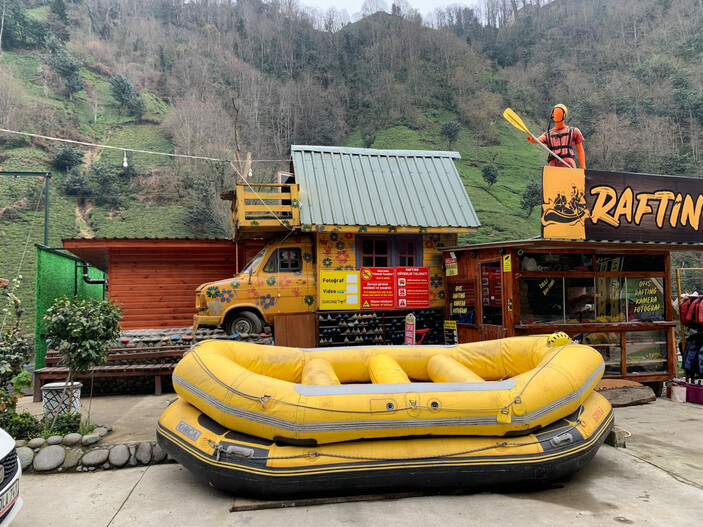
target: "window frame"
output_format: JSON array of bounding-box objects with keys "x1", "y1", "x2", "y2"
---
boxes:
[
  {"x1": 263, "y1": 248, "x2": 303, "y2": 273},
  {"x1": 355, "y1": 235, "x2": 423, "y2": 268}
]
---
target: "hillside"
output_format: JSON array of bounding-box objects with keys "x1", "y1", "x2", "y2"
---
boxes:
[{"x1": 2, "y1": 0, "x2": 703, "y2": 330}]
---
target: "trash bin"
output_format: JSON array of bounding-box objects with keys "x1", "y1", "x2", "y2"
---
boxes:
[{"x1": 41, "y1": 382, "x2": 83, "y2": 417}]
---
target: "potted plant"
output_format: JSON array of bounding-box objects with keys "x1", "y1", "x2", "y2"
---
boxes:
[{"x1": 42, "y1": 296, "x2": 122, "y2": 430}]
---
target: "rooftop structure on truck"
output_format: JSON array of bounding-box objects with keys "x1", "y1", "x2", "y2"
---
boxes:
[{"x1": 197, "y1": 145, "x2": 481, "y2": 347}]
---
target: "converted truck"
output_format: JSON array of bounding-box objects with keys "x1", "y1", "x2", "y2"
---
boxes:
[{"x1": 192, "y1": 146, "x2": 480, "y2": 344}]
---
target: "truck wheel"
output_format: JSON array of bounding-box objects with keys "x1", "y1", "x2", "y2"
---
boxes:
[{"x1": 224, "y1": 312, "x2": 263, "y2": 335}]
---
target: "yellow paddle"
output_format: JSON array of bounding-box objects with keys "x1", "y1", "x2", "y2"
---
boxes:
[{"x1": 503, "y1": 108, "x2": 571, "y2": 168}]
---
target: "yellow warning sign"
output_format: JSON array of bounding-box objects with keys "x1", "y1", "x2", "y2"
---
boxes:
[
  {"x1": 362, "y1": 300, "x2": 370, "y2": 308},
  {"x1": 503, "y1": 254, "x2": 511, "y2": 272}
]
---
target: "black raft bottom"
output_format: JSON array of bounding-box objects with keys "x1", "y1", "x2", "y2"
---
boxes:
[{"x1": 157, "y1": 409, "x2": 614, "y2": 500}]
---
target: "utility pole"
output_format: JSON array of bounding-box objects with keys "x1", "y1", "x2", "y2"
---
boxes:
[{"x1": 0, "y1": 171, "x2": 52, "y2": 246}]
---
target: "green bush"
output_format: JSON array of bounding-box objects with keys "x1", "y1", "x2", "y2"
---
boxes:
[
  {"x1": 52, "y1": 145, "x2": 84, "y2": 171},
  {"x1": 49, "y1": 412, "x2": 81, "y2": 435},
  {"x1": 6, "y1": 412, "x2": 42, "y2": 439}
]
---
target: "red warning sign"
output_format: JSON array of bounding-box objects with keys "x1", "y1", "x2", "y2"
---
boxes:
[
  {"x1": 395, "y1": 267, "x2": 430, "y2": 309},
  {"x1": 360, "y1": 267, "x2": 395, "y2": 309}
]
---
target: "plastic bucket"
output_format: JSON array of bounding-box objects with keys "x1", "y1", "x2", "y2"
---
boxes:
[{"x1": 671, "y1": 385, "x2": 687, "y2": 403}]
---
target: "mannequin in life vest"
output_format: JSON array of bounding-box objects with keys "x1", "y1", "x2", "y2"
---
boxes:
[{"x1": 527, "y1": 104, "x2": 586, "y2": 169}]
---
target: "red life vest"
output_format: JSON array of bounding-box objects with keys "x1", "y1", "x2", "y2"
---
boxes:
[
  {"x1": 546, "y1": 126, "x2": 575, "y2": 163},
  {"x1": 686, "y1": 298, "x2": 702, "y2": 325}
]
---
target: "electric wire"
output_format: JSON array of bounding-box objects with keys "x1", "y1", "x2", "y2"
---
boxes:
[{"x1": 0, "y1": 127, "x2": 295, "y2": 229}]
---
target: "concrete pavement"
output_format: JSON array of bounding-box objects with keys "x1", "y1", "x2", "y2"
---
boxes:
[{"x1": 12, "y1": 397, "x2": 703, "y2": 526}]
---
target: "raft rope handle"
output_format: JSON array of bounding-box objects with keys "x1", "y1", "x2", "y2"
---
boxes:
[
  {"x1": 187, "y1": 350, "x2": 513, "y2": 415},
  {"x1": 214, "y1": 408, "x2": 588, "y2": 462},
  {"x1": 186, "y1": 344, "x2": 575, "y2": 416}
]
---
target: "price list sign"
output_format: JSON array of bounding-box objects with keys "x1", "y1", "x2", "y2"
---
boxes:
[
  {"x1": 360, "y1": 267, "x2": 396, "y2": 309},
  {"x1": 395, "y1": 267, "x2": 430, "y2": 309}
]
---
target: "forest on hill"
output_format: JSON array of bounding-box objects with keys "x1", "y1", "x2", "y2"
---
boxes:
[{"x1": 2, "y1": 0, "x2": 703, "y2": 328}]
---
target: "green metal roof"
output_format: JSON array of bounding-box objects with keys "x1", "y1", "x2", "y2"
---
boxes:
[{"x1": 290, "y1": 145, "x2": 480, "y2": 229}]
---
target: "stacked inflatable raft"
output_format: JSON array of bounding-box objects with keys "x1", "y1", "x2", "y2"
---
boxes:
[{"x1": 157, "y1": 333, "x2": 613, "y2": 498}]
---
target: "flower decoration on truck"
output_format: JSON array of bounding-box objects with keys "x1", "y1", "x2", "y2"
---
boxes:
[
  {"x1": 291, "y1": 199, "x2": 300, "y2": 209},
  {"x1": 220, "y1": 289, "x2": 234, "y2": 303},
  {"x1": 335, "y1": 241, "x2": 345, "y2": 251},
  {"x1": 304, "y1": 295, "x2": 315, "y2": 306},
  {"x1": 206, "y1": 286, "x2": 221, "y2": 299},
  {"x1": 322, "y1": 258, "x2": 332, "y2": 267},
  {"x1": 430, "y1": 274, "x2": 443, "y2": 288},
  {"x1": 302, "y1": 252, "x2": 313, "y2": 262},
  {"x1": 387, "y1": 226, "x2": 397, "y2": 233},
  {"x1": 259, "y1": 294, "x2": 276, "y2": 309},
  {"x1": 208, "y1": 300, "x2": 224, "y2": 315},
  {"x1": 266, "y1": 276, "x2": 277, "y2": 287},
  {"x1": 329, "y1": 232, "x2": 339, "y2": 242}
]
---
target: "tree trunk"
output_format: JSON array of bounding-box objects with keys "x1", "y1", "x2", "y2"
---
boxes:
[{"x1": 0, "y1": 0, "x2": 7, "y2": 61}]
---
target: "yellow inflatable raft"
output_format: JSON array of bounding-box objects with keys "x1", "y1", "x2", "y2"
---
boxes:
[
  {"x1": 156, "y1": 392, "x2": 614, "y2": 498},
  {"x1": 172, "y1": 334, "x2": 605, "y2": 444}
]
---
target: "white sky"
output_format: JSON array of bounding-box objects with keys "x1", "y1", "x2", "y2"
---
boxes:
[{"x1": 300, "y1": 0, "x2": 478, "y2": 20}]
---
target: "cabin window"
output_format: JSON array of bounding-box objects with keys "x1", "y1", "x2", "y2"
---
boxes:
[
  {"x1": 356, "y1": 236, "x2": 422, "y2": 268},
  {"x1": 595, "y1": 254, "x2": 666, "y2": 272},
  {"x1": 263, "y1": 248, "x2": 303, "y2": 273},
  {"x1": 625, "y1": 330, "x2": 668, "y2": 375},
  {"x1": 520, "y1": 252, "x2": 593, "y2": 272},
  {"x1": 580, "y1": 332, "x2": 622, "y2": 376},
  {"x1": 398, "y1": 239, "x2": 417, "y2": 266},
  {"x1": 361, "y1": 238, "x2": 389, "y2": 267},
  {"x1": 519, "y1": 278, "x2": 564, "y2": 325},
  {"x1": 625, "y1": 277, "x2": 665, "y2": 322}
]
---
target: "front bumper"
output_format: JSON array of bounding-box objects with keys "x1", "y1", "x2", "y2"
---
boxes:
[
  {"x1": 0, "y1": 461, "x2": 22, "y2": 527},
  {"x1": 193, "y1": 314, "x2": 221, "y2": 332}
]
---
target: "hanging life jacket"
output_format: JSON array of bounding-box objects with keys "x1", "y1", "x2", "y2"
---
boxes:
[{"x1": 546, "y1": 126, "x2": 575, "y2": 163}]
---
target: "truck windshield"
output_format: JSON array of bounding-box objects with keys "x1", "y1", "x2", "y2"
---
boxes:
[{"x1": 240, "y1": 247, "x2": 267, "y2": 275}]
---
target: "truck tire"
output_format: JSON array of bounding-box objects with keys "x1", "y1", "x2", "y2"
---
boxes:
[{"x1": 224, "y1": 311, "x2": 263, "y2": 336}]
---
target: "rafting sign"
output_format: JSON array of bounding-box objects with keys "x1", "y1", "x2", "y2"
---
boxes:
[{"x1": 542, "y1": 166, "x2": 703, "y2": 242}]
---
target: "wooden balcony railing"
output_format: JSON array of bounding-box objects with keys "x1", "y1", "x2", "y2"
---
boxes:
[{"x1": 232, "y1": 183, "x2": 301, "y2": 233}]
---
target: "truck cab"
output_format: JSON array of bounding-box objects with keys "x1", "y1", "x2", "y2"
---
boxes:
[{"x1": 193, "y1": 235, "x2": 315, "y2": 335}]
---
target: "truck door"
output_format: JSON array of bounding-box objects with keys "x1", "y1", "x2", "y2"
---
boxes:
[{"x1": 260, "y1": 240, "x2": 315, "y2": 316}]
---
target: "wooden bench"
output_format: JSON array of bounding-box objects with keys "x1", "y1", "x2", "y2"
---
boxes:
[{"x1": 33, "y1": 346, "x2": 190, "y2": 402}]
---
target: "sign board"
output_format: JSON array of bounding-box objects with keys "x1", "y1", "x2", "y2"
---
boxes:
[
  {"x1": 449, "y1": 280, "x2": 475, "y2": 324},
  {"x1": 542, "y1": 166, "x2": 703, "y2": 242},
  {"x1": 319, "y1": 270, "x2": 360, "y2": 311},
  {"x1": 444, "y1": 320, "x2": 458, "y2": 345},
  {"x1": 395, "y1": 267, "x2": 430, "y2": 309},
  {"x1": 404, "y1": 313, "x2": 416, "y2": 345},
  {"x1": 360, "y1": 267, "x2": 395, "y2": 309},
  {"x1": 502, "y1": 254, "x2": 511, "y2": 272},
  {"x1": 444, "y1": 253, "x2": 458, "y2": 276}
]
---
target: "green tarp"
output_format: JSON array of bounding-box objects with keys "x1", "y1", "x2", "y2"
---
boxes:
[{"x1": 34, "y1": 246, "x2": 105, "y2": 368}]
